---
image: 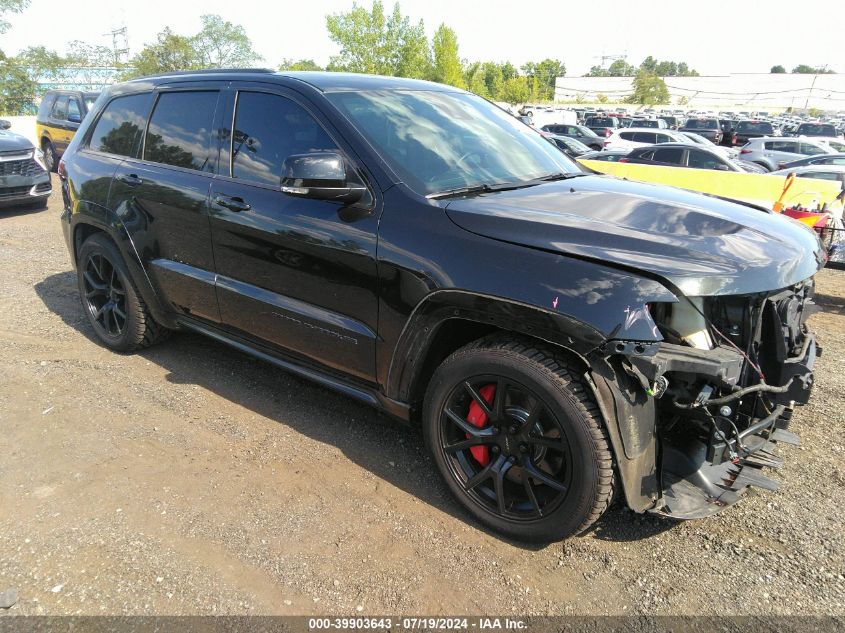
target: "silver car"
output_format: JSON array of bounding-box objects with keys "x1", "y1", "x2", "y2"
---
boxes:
[{"x1": 739, "y1": 137, "x2": 835, "y2": 171}]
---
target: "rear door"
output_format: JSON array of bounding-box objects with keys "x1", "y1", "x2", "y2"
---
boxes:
[
  {"x1": 208, "y1": 85, "x2": 380, "y2": 382},
  {"x1": 49, "y1": 95, "x2": 75, "y2": 153},
  {"x1": 107, "y1": 84, "x2": 225, "y2": 323}
]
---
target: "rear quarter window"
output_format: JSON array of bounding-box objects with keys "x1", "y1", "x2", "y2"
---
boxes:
[{"x1": 88, "y1": 93, "x2": 153, "y2": 157}]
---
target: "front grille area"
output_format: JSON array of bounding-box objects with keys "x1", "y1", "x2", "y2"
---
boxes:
[
  {"x1": 34, "y1": 182, "x2": 51, "y2": 193},
  {"x1": 0, "y1": 158, "x2": 45, "y2": 178},
  {"x1": 0, "y1": 186, "x2": 33, "y2": 199}
]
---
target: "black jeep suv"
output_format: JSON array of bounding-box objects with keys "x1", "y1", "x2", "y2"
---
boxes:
[{"x1": 59, "y1": 70, "x2": 822, "y2": 542}]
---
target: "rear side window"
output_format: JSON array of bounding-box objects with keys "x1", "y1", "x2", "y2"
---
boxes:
[
  {"x1": 800, "y1": 143, "x2": 827, "y2": 156},
  {"x1": 620, "y1": 132, "x2": 635, "y2": 141},
  {"x1": 230, "y1": 91, "x2": 337, "y2": 187},
  {"x1": 652, "y1": 147, "x2": 684, "y2": 164},
  {"x1": 765, "y1": 141, "x2": 800, "y2": 153},
  {"x1": 68, "y1": 98, "x2": 81, "y2": 121},
  {"x1": 144, "y1": 91, "x2": 219, "y2": 171},
  {"x1": 633, "y1": 132, "x2": 657, "y2": 143},
  {"x1": 88, "y1": 93, "x2": 152, "y2": 158},
  {"x1": 798, "y1": 171, "x2": 841, "y2": 181},
  {"x1": 38, "y1": 94, "x2": 57, "y2": 119}
]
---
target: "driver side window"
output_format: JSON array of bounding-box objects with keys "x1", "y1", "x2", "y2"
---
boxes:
[{"x1": 231, "y1": 91, "x2": 338, "y2": 187}]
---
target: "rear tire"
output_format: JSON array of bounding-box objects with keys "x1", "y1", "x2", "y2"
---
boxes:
[
  {"x1": 423, "y1": 336, "x2": 615, "y2": 542},
  {"x1": 76, "y1": 233, "x2": 170, "y2": 353}
]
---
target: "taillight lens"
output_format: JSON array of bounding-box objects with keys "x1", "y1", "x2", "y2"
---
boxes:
[
  {"x1": 619, "y1": 158, "x2": 629, "y2": 163},
  {"x1": 740, "y1": 148, "x2": 752, "y2": 154},
  {"x1": 57, "y1": 158, "x2": 67, "y2": 179}
]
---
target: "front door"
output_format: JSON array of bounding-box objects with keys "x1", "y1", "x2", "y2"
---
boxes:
[{"x1": 209, "y1": 87, "x2": 380, "y2": 382}]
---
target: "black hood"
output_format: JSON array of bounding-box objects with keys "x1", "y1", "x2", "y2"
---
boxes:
[
  {"x1": 445, "y1": 175, "x2": 824, "y2": 296},
  {"x1": 0, "y1": 129, "x2": 35, "y2": 152}
]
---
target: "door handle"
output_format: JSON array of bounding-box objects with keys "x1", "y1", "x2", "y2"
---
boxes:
[
  {"x1": 117, "y1": 173, "x2": 143, "y2": 186},
  {"x1": 214, "y1": 194, "x2": 251, "y2": 212}
]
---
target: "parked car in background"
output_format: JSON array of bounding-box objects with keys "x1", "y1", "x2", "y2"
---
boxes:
[
  {"x1": 36, "y1": 89, "x2": 100, "y2": 172},
  {"x1": 584, "y1": 115, "x2": 620, "y2": 137},
  {"x1": 621, "y1": 144, "x2": 761, "y2": 173},
  {"x1": 733, "y1": 120, "x2": 775, "y2": 147},
  {"x1": 631, "y1": 118, "x2": 667, "y2": 129},
  {"x1": 0, "y1": 119, "x2": 52, "y2": 209},
  {"x1": 795, "y1": 122, "x2": 841, "y2": 138},
  {"x1": 603, "y1": 128, "x2": 688, "y2": 152},
  {"x1": 738, "y1": 137, "x2": 835, "y2": 171},
  {"x1": 678, "y1": 131, "x2": 739, "y2": 160},
  {"x1": 680, "y1": 118, "x2": 723, "y2": 144},
  {"x1": 578, "y1": 149, "x2": 629, "y2": 162},
  {"x1": 546, "y1": 134, "x2": 592, "y2": 158},
  {"x1": 718, "y1": 120, "x2": 736, "y2": 147},
  {"x1": 768, "y1": 164, "x2": 845, "y2": 182},
  {"x1": 659, "y1": 116, "x2": 679, "y2": 129},
  {"x1": 778, "y1": 153, "x2": 845, "y2": 170},
  {"x1": 540, "y1": 124, "x2": 603, "y2": 150},
  {"x1": 816, "y1": 137, "x2": 845, "y2": 153},
  {"x1": 58, "y1": 70, "x2": 822, "y2": 542}
]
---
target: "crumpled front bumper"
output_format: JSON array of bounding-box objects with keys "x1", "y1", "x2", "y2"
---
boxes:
[{"x1": 651, "y1": 334, "x2": 816, "y2": 520}]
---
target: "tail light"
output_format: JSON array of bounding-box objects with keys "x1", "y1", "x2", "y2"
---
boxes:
[
  {"x1": 603, "y1": 139, "x2": 611, "y2": 147},
  {"x1": 57, "y1": 158, "x2": 67, "y2": 179},
  {"x1": 619, "y1": 158, "x2": 629, "y2": 163},
  {"x1": 740, "y1": 148, "x2": 752, "y2": 154},
  {"x1": 604, "y1": 128, "x2": 611, "y2": 137}
]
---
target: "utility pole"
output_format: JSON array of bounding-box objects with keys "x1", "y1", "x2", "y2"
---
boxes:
[{"x1": 104, "y1": 26, "x2": 129, "y2": 67}]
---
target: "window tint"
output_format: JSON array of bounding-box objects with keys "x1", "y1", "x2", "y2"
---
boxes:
[
  {"x1": 800, "y1": 143, "x2": 827, "y2": 156},
  {"x1": 144, "y1": 91, "x2": 218, "y2": 171},
  {"x1": 767, "y1": 141, "x2": 799, "y2": 153},
  {"x1": 633, "y1": 132, "x2": 657, "y2": 143},
  {"x1": 68, "y1": 99, "x2": 81, "y2": 120},
  {"x1": 231, "y1": 92, "x2": 338, "y2": 186},
  {"x1": 620, "y1": 132, "x2": 635, "y2": 141},
  {"x1": 656, "y1": 134, "x2": 674, "y2": 143},
  {"x1": 736, "y1": 121, "x2": 773, "y2": 134},
  {"x1": 687, "y1": 150, "x2": 723, "y2": 169},
  {"x1": 88, "y1": 93, "x2": 152, "y2": 158},
  {"x1": 684, "y1": 119, "x2": 718, "y2": 130},
  {"x1": 51, "y1": 96, "x2": 68, "y2": 120},
  {"x1": 652, "y1": 147, "x2": 684, "y2": 164},
  {"x1": 798, "y1": 171, "x2": 842, "y2": 181}
]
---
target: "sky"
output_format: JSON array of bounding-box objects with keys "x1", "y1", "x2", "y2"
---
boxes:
[{"x1": 2, "y1": 0, "x2": 844, "y2": 76}]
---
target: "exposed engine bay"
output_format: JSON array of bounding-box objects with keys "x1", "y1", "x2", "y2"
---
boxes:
[{"x1": 625, "y1": 280, "x2": 819, "y2": 518}]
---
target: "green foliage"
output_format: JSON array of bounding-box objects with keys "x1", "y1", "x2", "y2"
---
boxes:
[
  {"x1": 431, "y1": 23, "x2": 463, "y2": 87},
  {"x1": 521, "y1": 58, "x2": 564, "y2": 100},
  {"x1": 0, "y1": 0, "x2": 29, "y2": 34},
  {"x1": 770, "y1": 65, "x2": 786, "y2": 73},
  {"x1": 501, "y1": 76, "x2": 529, "y2": 105},
  {"x1": 192, "y1": 14, "x2": 261, "y2": 68},
  {"x1": 792, "y1": 64, "x2": 835, "y2": 74},
  {"x1": 326, "y1": 1, "x2": 429, "y2": 77},
  {"x1": 626, "y1": 71, "x2": 670, "y2": 105},
  {"x1": 0, "y1": 52, "x2": 36, "y2": 114},
  {"x1": 639, "y1": 56, "x2": 698, "y2": 77},
  {"x1": 596, "y1": 93, "x2": 608, "y2": 103},
  {"x1": 279, "y1": 59, "x2": 323, "y2": 71},
  {"x1": 125, "y1": 14, "x2": 260, "y2": 79}
]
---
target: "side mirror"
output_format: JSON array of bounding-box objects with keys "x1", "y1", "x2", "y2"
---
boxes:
[
  {"x1": 280, "y1": 152, "x2": 366, "y2": 204},
  {"x1": 68, "y1": 112, "x2": 82, "y2": 124},
  {"x1": 715, "y1": 164, "x2": 730, "y2": 171},
  {"x1": 0, "y1": 119, "x2": 11, "y2": 130}
]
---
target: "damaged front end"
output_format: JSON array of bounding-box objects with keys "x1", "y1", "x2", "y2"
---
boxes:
[{"x1": 593, "y1": 280, "x2": 819, "y2": 520}]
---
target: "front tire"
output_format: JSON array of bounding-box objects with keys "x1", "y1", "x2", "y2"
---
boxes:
[
  {"x1": 76, "y1": 234, "x2": 170, "y2": 352},
  {"x1": 423, "y1": 336, "x2": 615, "y2": 542}
]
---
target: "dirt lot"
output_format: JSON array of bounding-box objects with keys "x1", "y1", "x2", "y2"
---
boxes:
[{"x1": 1, "y1": 175, "x2": 844, "y2": 616}]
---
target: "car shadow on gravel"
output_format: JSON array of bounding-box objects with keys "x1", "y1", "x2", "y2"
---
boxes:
[
  {"x1": 35, "y1": 270, "x2": 678, "y2": 547},
  {"x1": 813, "y1": 291, "x2": 845, "y2": 316},
  {"x1": 0, "y1": 204, "x2": 49, "y2": 219}
]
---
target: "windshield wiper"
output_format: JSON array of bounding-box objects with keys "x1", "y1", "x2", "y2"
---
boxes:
[
  {"x1": 532, "y1": 172, "x2": 588, "y2": 182},
  {"x1": 427, "y1": 183, "x2": 494, "y2": 200},
  {"x1": 428, "y1": 173, "x2": 586, "y2": 200}
]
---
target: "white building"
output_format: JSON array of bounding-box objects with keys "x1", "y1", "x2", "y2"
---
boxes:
[{"x1": 554, "y1": 73, "x2": 845, "y2": 111}]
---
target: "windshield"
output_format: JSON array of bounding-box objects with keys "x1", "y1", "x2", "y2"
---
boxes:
[{"x1": 328, "y1": 90, "x2": 579, "y2": 196}]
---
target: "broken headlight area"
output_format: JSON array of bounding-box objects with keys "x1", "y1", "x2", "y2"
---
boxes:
[{"x1": 628, "y1": 280, "x2": 818, "y2": 519}]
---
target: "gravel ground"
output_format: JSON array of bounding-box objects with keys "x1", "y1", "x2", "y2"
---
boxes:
[{"x1": 0, "y1": 176, "x2": 843, "y2": 616}]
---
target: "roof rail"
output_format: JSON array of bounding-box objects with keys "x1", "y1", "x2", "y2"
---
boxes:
[{"x1": 128, "y1": 67, "x2": 276, "y2": 81}]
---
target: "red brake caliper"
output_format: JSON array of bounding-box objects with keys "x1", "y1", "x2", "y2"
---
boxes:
[{"x1": 466, "y1": 384, "x2": 496, "y2": 466}]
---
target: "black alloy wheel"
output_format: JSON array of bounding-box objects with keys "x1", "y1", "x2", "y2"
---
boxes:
[
  {"x1": 439, "y1": 375, "x2": 573, "y2": 521},
  {"x1": 82, "y1": 252, "x2": 128, "y2": 339},
  {"x1": 424, "y1": 337, "x2": 615, "y2": 542}
]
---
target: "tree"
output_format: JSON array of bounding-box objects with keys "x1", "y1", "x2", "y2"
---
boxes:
[
  {"x1": 792, "y1": 64, "x2": 835, "y2": 74},
  {"x1": 501, "y1": 76, "x2": 529, "y2": 105},
  {"x1": 607, "y1": 59, "x2": 635, "y2": 76},
  {"x1": 431, "y1": 23, "x2": 464, "y2": 88},
  {"x1": 521, "y1": 58, "x2": 565, "y2": 101},
  {"x1": 128, "y1": 28, "x2": 198, "y2": 78},
  {"x1": 638, "y1": 56, "x2": 697, "y2": 76},
  {"x1": 279, "y1": 59, "x2": 323, "y2": 71},
  {"x1": 192, "y1": 14, "x2": 261, "y2": 68},
  {"x1": 0, "y1": 0, "x2": 29, "y2": 34},
  {"x1": 770, "y1": 65, "x2": 786, "y2": 73},
  {"x1": 626, "y1": 71, "x2": 670, "y2": 105},
  {"x1": 326, "y1": 1, "x2": 430, "y2": 77},
  {"x1": 0, "y1": 52, "x2": 36, "y2": 114}
]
